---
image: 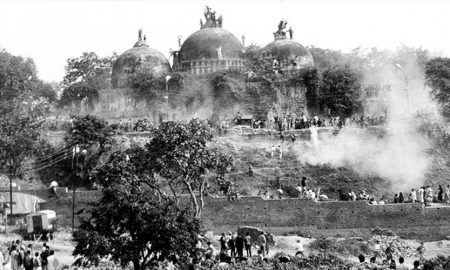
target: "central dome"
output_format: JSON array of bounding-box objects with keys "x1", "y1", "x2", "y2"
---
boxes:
[
  {"x1": 172, "y1": 6, "x2": 245, "y2": 74},
  {"x1": 179, "y1": 28, "x2": 243, "y2": 62}
]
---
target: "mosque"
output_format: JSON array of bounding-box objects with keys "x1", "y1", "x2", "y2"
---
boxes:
[{"x1": 73, "y1": 6, "x2": 315, "y2": 124}]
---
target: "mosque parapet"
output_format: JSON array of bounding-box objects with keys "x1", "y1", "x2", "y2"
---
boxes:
[{"x1": 173, "y1": 58, "x2": 245, "y2": 74}]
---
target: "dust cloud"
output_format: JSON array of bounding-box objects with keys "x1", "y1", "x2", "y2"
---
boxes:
[{"x1": 295, "y1": 49, "x2": 440, "y2": 191}]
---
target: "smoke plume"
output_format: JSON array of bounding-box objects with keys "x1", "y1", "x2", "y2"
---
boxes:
[{"x1": 295, "y1": 48, "x2": 439, "y2": 191}]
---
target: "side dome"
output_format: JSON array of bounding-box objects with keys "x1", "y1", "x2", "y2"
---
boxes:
[
  {"x1": 112, "y1": 30, "x2": 170, "y2": 88},
  {"x1": 179, "y1": 28, "x2": 243, "y2": 61},
  {"x1": 262, "y1": 20, "x2": 314, "y2": 70},
  {"x1": 263, "y1": 39, "x2": 313, "y2": 64}
]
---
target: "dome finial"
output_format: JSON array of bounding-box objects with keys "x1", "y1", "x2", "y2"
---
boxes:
[
  {"x1": 273, "y1": 20, "x2": 288, "y2": 40},
  {"x1": 200, "y1": 6, "x2": 223, "y2": 29},
  {"x1": 134, "y1": 29, "x2": 149, "y2": 47}
]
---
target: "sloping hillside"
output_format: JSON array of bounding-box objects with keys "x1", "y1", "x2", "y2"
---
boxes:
[{"x1": 210, "y1": 136, "x2": 392, "y2": 200}]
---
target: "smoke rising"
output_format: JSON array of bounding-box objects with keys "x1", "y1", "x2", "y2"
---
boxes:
[{"x1": 296, "y1": 47, "x2": 439, "y2": 191}]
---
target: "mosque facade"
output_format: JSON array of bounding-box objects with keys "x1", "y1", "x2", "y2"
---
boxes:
[{"x1": 67, "y1": 6, "x2": 315, "y2": 124}]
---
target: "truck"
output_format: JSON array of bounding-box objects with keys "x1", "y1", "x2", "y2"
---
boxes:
[{"x1": 25, "y1": 210, "x2": 57, "y2": 241}]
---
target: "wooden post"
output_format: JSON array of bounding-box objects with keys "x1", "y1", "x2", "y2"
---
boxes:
[{"x1": 9, "y1": 173, "x2": 13, "y2": 225}]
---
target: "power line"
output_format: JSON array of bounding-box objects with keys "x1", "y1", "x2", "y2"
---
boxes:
[
  {"x1": 33, "y1": 145, "x2": 74, "y2": 163},
  {"x1": 21, "y1": 152, "x2": 71, "y2": 174},
  {"x1": 34, "y1": 141, "x2": 78, "y2": 155}
]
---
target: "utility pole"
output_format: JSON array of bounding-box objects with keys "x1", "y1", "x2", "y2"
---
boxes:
[
  {"x1": 72, "y1": 145, "x2": 80, "y2": 232},
  {"x1": 165, "y1": 75, "x2": 171, "y2": 121},
  {"x1": 9, "y1": 173, "x2": 12, "y2": 224}
]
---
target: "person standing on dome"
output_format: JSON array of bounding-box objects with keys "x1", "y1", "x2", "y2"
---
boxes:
[
  {"x1": 216, "y1": 47, "x2": 223, "y2": 60},
  {"x1": 288, "y1": 27, "x2": 294, "y2": 39}
]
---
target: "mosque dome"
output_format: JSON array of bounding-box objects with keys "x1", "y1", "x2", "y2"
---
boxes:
[
  {"x1": 112, "y1": 30, "x2": 170, "y2": 88},
  {"x1": 173, "y1": 6, "x2": 245, "y2": 74},
  {"x1": 179, "y1": 28, "x2": 243, "y2": 62},
  {"x1": 263, "y1": 39, "x2": 313, "y2": 62},
  {"x1": 262, "y1": 20, "x2": 314, "y2": 69}
]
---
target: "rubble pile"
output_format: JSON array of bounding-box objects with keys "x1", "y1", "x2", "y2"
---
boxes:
[{"x1": 370, "y1": 235, "x2": 420, "y2": 258}]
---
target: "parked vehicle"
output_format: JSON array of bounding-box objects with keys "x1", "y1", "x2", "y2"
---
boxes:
[{"x1": 25, "y1": 210, "x2": 57, "y2": 240}]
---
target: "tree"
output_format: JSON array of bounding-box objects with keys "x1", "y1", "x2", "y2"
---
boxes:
[
  {"x1": 0, "y1": 50, "x2": 56, "y2": 102},
  {"x1": 73, "y1": 151, "x2": 202, "y2": 270},
  {"x1": 64, "y1": 115, "x2": 116, "y2": 186},
  {"x1": 65, "y1": 115, "x2": 115, "y2": 151},
  {"x1": 426, "y1": 57, "x2": 450, "y2": 119},
  {"x1": 59, "y1": 83, "x2": 98, "y2": 108},
  {"x1": 0, "y1": 50, "x2": 37, "y2": 101},
  {"x1": 0, "y1": 97, "x2": 48, "y2": 178},
  {"x1": 36, "y1": 115, "x2": 117, "y2": 188},
  {"x1": 62, "y1": 52, "x2": 117, "y2": 89},
  {"x1": 140, "y1": 119, "x2": 233, "y2": 218},
  {"x1": 32, "y1": 80, "x2": 57, "y2": 103},
  {"x1": 60, "y1": 52, "x2": 117, "y2": 107},
  {"x1": 319, "y1": 65, "x2": 363, "y2": 117},
  {"x1": 0, "y1": 96, "x2": 49, "y2": 220},
  {"x1": 308, "y1": 46, "x2": 346, "y2": 72},
  {"x1": 127, "y1": 69, "x2": 166, "y2": 100}
]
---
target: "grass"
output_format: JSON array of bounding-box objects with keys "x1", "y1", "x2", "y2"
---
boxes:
[{"x1": 210, "y1": 137, "x2": 392, "y2": 200}]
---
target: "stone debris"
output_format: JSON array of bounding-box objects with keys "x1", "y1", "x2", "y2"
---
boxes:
[
  {"x1": 370, "y1": 235, "x2": 420, "y2": 258},
  {"x1": 237, "y1": 226, "x2": 275, "y2": 245},
  {"x1": 371, "y1": 226, "x2": 397, "y2": 237}
]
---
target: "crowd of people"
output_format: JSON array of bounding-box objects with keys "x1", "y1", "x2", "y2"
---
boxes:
[
  {"x1": 43, "y1": 116, "x2": 156, "y2": 133},
  {"x1": 395, "y1": 185, "x2": 450, "y2": 206},
  {"x1": 112, "y1": 118, "x2": 154, "y2": 132},
  {"x1": 173, "y1": 232, "x2": 432, "y2": 270},
  {"x1": 340, "y1": 184, "x2": 450, "y2": 207},
  {"x1": 265, "y1": 113, "x2": 386, "y2": 131},
  {"x1": 43, "y1": 110, "x2": 386, "y2": 136},
  {"x1": 189, "y1": 231, "x2": 304, "y2": 269},
  {"x1": 216, "y1": 111, "x2": 387, "y2": 135},
  {"x1": 0, "y1": 240, "x2": 59, "y2": 270}
]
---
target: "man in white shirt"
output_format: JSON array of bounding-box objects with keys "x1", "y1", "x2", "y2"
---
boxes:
[
  {"x1": 0, "y1": 247, "x2": 4, "y2": 270},
  {"x1": 418, "y1": 187, "x2": 425, "y2": 205},
  {"x1": 46, "y1": 250, "x2": 59, "y2": 270},
  {"x1": 206, "y1": 242, "x2": 216, "y2": 257},
  {"x1": 10, "y1": 246, "x2": 19, "y2": 270},
  {"x1": 410, "y1": 189, "x2": 417, "y2": 203},
  {"x1": 426, "y1": 186, "x2": 433, "y2": 206},
  {"x1": 295, "y1": 239, "x2": 305, "y2": 257},
  {"x1": 49, "y1": 181, "x2": 59, "y2": 198},
  {"x1": 257, "y1": 232, "x2": 267, "y2": 256},
  {"x1": 373, "y1": 240, "x2": 381, "y2": 259}
]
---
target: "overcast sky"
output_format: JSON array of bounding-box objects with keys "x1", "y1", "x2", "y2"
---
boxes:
[{"x1": 1, "y1": 0, "x2": 450, "y2": 82}]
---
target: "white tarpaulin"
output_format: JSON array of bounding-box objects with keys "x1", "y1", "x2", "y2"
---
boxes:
[{"x1": 0, "y1": 193, "x2": 46, "y2": 215}]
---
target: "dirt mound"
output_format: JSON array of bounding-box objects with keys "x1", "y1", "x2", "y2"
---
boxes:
[
  {"x1": 372, "y1": 227, "x2": 397, "y2": 237},
  {"x1": 369, "y1": 235, "x2": 420, "y2": 258},
  {"x1": 237, "y1": 226, "x2": 275, "y2": 245}
]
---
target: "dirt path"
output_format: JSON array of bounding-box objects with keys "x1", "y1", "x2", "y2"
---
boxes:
[{"x1": 0, "y1": 231, "x2": 448, "y2": 268}]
